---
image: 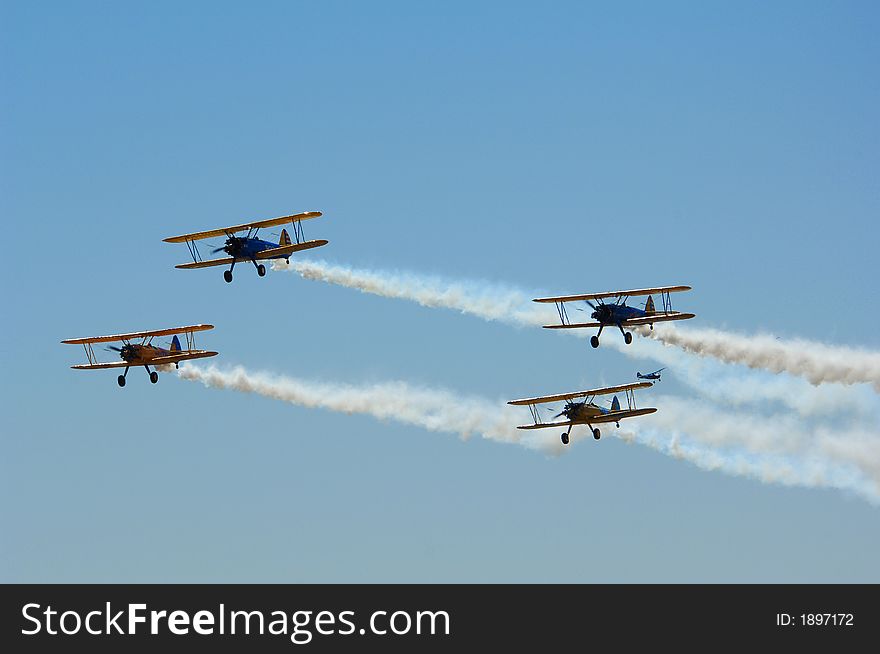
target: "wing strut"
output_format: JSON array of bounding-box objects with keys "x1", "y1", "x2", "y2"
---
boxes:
[
  {"x1": 528, "y1": 403, "x2": 540, "y2": 424},
  {"x1": 292, "y1": 216, "x2": 306, "y2": 244},
  {"x1": 185, "y1": 239, "x2": 203, "y2": 263},
  {"x1": 555, "y1": 302, "x2": 570, "y2": 326}
]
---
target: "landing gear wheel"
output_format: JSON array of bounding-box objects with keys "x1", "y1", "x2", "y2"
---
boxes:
[
  {"x1": 624, "y1": 332, "x2": 633, "y2": 345},
  {"x1": 593, "y1": 428, "x2": 601, "y2": 440},
  {"x1": 224, "y1": 270, "x2": 233, "y2": 283},
  {"x1": 590, "y1": 336, "x2": 600, "y2": 348},
  {"x1": 257, "y1": 264, "x2": 266, "y2": 277},
  {"x1": 561, "y1": 432, "x2": 570, "y2": 445},
  {"x1": 117, "y1": 375, "x2": 126, "y2": 388},
  {"x1": 150, "y1": 371, "x2": 159, "y2": 384}
]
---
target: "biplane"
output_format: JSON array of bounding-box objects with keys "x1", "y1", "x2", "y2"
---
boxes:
[
  {"x1": 534, "y1": 285, "x2": 695, "y2": 348},
  {"x1": 508, "y1": 381, "x2": 656, "y2": 445},
  {"x1": 163, "y1": 211, "x2": 328, "y2": 283},
  {"x1": 637, "y1": 367, "x2": 665, "y2": 382},
  {"x1": 62, "y1": 324, "x2": 217, "y2": 387}
]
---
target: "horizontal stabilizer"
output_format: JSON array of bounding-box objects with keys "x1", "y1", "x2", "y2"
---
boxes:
[{"x1": 254, "y1": 239, "x2": 329, "y2": 259}]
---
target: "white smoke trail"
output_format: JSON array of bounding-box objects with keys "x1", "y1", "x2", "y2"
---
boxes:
[
  {"x1": 178, "y1": 364, "x2": 880, "y2": 504},
  {"x1": 638, "y1": 324, "x2": 880, "y2": 389},
  {"x1": 617, "y1": 336, "x2": 880, "y2": 419},
  {"x1": 274, "y1": 258, "x2": 552, "y2": 327},
  {"x1": 277, "y1": 259, "x2": 880, "y2": 390},
  {"x1": 617, "y1": 428, "x2": 877, "y2": 502},
  {"x1": 178, "y1": 364, "x2": 536, "y2": 449}
]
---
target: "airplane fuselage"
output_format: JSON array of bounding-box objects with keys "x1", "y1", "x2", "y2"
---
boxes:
[
  {"x1": 224, "y1": 237, "x2": 286, "y2": 260},
  {"x1": 568, "y1": 402, "x2": 610, "y2": 423},
  {"x1": 591, "y1": 304, "x2": 647, "y2": 325},
  {"x1": 117, "y1": 344, "x2": 174, "y2": 364}
]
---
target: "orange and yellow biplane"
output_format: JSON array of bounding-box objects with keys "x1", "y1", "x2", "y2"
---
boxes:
[
  {"x1": 508, "y1": 381, "x2": 656, "y2": 445},
  {"x1": 62, "y1": 324, "x2": 217, "y2": 387}
]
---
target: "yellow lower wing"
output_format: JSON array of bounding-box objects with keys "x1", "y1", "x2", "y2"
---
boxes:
[
  {"x1": 517, "y1": 407, "x2": 656, "y2": 429},
  {"x1": 72, "y1": 350, "x2": 218, "y2": 370},
  {"x1": 176, "y1": 240, "x2": 329, "y2": 268},
  {"x1": 542, "y1": 313, "x2": 695, "y2": 329},
  {"x1": 176, "y1": 257, "x2": 235, "y2": 270}
]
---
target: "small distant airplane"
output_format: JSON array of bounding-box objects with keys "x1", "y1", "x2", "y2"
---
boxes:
[
  {"x1": 62, "y1": 324, "x2": 217, "y2": 387},
  {"x1": 533, "y1": 285, "x2": 695, "y2": 348},
  {"x1": 164, "y1": 211, "x2": 328, "y2": 283},
  {"x1": 508, "y1": 382, "x2": 656, "y2": 445},
  {"x1": 637, "y1": 367, "x2": 666, "y2": 382}
]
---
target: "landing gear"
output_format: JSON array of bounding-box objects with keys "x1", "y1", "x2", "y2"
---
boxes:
[
  {"x1": 591, "y1": 324, "x2": 604, "y2": 348},
  {"x1": 150, "y1": 371, "x2": 159, "y2": 384},
  {"x1": 224, "y1": 270, "x2": 233, "y2": 283},
  {"x1": 624, "y1": 331, "x2": 633, "y2": 345},
  {"x1": 592, "y1": 428, "x2": 601, "y2": 440},
  {"x1": 561, "y1": 432, "x2": 570, "y2": 445},
  {"x1": 117, "y1": 375, "x2": 126, "y2": 387},
  {"x1": 257, "y1": 264, "x2": 266, "y2": 277}
]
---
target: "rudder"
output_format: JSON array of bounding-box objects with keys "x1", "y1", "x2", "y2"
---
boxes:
[
  {"x1": 279, "y1": 229, "x2": 292, "y2": 246},
  {"x1": 611, "y1": 396, "x2": 620, "y2": 411},
  {"x1": 171, "y1": 335, "x2": 182, "y2": 352},
  {"x1": 645, "y1": 295, "x2": 656, "y2": 315}
]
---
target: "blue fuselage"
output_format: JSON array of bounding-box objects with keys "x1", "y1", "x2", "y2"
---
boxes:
[
  {"x1": 225, "y1": 237, "x2": 283, "y2": 260},
  {"x1": 591, "y1": 304, "x2": 647, "y2": 325}
]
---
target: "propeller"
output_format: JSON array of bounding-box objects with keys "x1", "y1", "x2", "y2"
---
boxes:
[
  {"x1": 550, "y1": 401, "x2": 581, "y2": 419},
  {"x1": 104, "y1": 346, "x2": 122, "y2": 352},
  {"x1": 212, "y1": 236, "x2": 244, "y2": 254}
]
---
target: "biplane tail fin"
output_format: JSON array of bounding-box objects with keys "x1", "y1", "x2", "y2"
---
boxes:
[
  {"x1": 279, "y1": 228, "x2": 292, "y2": 247},
  {"x1": 644, "y1": 295, "x2": 656, "y2": 315},
  {"x1": 611, "y1": 396, "x2": 620, "y2": 412},
  {"x1": 170, "y1": 335, "x2": 182, "y2": 352}
]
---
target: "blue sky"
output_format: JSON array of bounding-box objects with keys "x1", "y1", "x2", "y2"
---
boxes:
[{"x1": 2, "y1": 1, "x2": 879, "y2": 582}]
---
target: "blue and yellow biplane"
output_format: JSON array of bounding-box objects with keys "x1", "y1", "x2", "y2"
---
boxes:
[
  {"x1": 164, "y1": 211, "x2": 328, "y2": 283},
  {"x1": 534, "y1": 285, "x2": 695, "y2": 348},
  {"x1": 508, "y1": 381, "x2": 656, "y2": 445},
  {"x1": 62, "y1": 324, "x2": 217, "y2": 387}
]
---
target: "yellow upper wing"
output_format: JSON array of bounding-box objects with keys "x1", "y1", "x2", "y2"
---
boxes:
[
  {"x1": 62, "y1": 325, "x2": 214, "y2": 345},
  {"x1": 534, "y1": 286, "x2": 692, "y2": 303},
  {"x1": 508, "y1": 382, "x2": 653, "y2": 406},
  {"x1": 163, "y1": 211, "x2": 323, "y2": 243}
]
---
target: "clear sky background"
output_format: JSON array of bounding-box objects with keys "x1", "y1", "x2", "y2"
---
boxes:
[{"x1": 2, "y1": 1, "x2": 878, "y2": 582}]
